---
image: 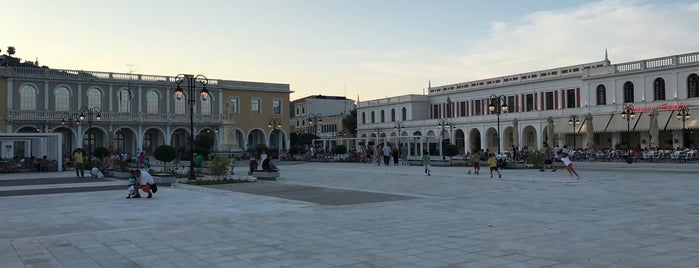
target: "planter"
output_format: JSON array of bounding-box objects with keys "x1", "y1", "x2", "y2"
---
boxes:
[
  {"x1": 152, "y1": 173, "x2": 176, "y2": 184},
  {"x1": 112, "y1": 171, "x2": 131, "y2": 178}
]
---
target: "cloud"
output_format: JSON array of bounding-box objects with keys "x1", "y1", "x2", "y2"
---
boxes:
[{"x1": 456, "y1": 0, "x2": 699, "y2": 80}]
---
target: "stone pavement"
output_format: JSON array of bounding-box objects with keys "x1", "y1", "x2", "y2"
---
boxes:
[{"x1": 1, "y1": 162, "x2": 699, "y2": 267}]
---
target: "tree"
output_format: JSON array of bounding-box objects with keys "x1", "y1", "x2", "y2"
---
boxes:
[
  {"x1": 208, "y1": 155, "x2": 230, "y2": 180},
  {"x1": 193, "y1": 132, "x2": 214, "y2": 158},
  {"x1": 93, "y1": 146, "x2": 109, "y2": 159},
  {"x1": 154, "y1": 145, "x2": 177, "y2": 172},
  {"x1": 7, "y1": 46, "x2": 16, "y2": 56},
  {"x1": 333, "y1": 144, "x2": 348, "y2": 155},
  {"x1": 444, "y1": 144, "x2": 459, "y2": 165},
  {"x1": 342, "y1": 109, "x2": 357, "y2": 137}
]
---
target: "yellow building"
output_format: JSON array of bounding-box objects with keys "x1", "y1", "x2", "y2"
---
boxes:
[{"x1": 0, "y1": 66, "x2": 290, "y2": 159}]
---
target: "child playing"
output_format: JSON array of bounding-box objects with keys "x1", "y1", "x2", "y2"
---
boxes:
[
  {"x1": 472, "y1": 150, "x2": 481, "y2": 175},
  {"x1": 422, "y1": 152, "x2": 431, "y2": 176},
  {"x1": 487, "y1": 153, "x2": 502, "y2": 179},
  {"x1": 126, "y1": 175, "x2": 138, "y2": 199},
  {"x1": 560, "y1": 153, "x2": 580, "y2": 180},
  {"x1": 90, "y1": 166, "x2": 100, "y2": 178}
]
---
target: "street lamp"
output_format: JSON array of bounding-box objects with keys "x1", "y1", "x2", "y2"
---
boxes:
[
  {"x1": 393, "y1": 121, "x2": 405, "y2": 148},
  {"x1": 488, "y1": 94, "x2": 508, "y2": 154},
  {"x1": 174, "y1": 74, "x2": 209, "y2": 180},
  {"x1": 621, "y1": 103, "x2": 636, "y2": 164},
  {"x1": 307, "y1": 113, "x2": 323, "y2": 134},
  {"x1": 268, "y1": 117, "x2": 283, "y2": 129},
  {"x1": 437, "y1": 118, "x2": 455, "y2": 160},
  {"x1": 60, "y1": 106, "x2": 101, "y2": 161},
  {"x1": 373, "y1": 128, "x2": 383, "y2": 147},
  {"x1": 568, "y1": 114, "x2": 580, "y2": 150},
  {"x1": 676, "y1": 106, "x2": 691, "y2": 148}
]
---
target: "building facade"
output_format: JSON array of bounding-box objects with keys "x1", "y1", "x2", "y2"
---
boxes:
[
  {"x1": 0, "y1": 66, "x2": 291, "y2": 159},
  {"x1": 357, "y1": 52, "x2": 699, "y2": 159},
  {"x1": 291, "y1": 94, "x2": 355, "y2": 138}
]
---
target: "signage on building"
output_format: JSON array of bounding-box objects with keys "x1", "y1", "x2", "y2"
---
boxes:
[{"x1": 632, "y1": 103, "x2": 689, "y2": 112}]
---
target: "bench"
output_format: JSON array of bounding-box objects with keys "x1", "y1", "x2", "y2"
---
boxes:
[{"x1": 251, "y1": 170, "x2": 280, "y2": 180}]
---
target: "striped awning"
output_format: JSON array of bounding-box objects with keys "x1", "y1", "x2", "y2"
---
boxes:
[
  {"x1": 592, "y1": 114, "x2": 612, "y2": 133},
  {"x1": 633, "y1": 112, "x2": 651, "y2": 132},
  {"x1": 605, "y1": 112, "x2": 636, "y2": 132}
]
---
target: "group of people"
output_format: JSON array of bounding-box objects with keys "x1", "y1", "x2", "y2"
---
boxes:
[
  {"x1": 248, "y1": 154, "x2": 279, "y2": 175},
  {"x1": 365, "y1": 144, "x2": 409, "y2": 166}
]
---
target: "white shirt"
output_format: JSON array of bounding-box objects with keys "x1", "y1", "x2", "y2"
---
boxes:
[
  {"x1": 561, "y1": 156, "x2": 572, "y2": 166},
  {"x1": 138, "y1": 170, "x2": 155, "y2": 185}
]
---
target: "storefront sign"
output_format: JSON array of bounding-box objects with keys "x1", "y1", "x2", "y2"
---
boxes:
[{"x1": 632, "y1": 103, "x2": 689, "y2": 112}]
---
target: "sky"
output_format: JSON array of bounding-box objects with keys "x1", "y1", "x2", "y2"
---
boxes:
[{"x1": 3, "y1": 0, "x2": 699, "y2": 102}]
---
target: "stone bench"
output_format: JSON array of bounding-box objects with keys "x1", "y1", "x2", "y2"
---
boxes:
[{"x1": 251, "y1": 170, "x2": 280, "y2": 180}]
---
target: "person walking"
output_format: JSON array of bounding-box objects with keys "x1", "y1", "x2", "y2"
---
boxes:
[
  {"x1": 422, "y1": 151, "x2": 431, "y2": 176},
  {"x1": 560, "y1": 152, "x2": 580, "y2": 179},
  {"x1": 73, "y1": 149, "x2": 85, "y2": 178},
  {"x1": 471, "y1": 150, "x2": 481, "y2": 175},
  {"x1": 400, "y1": 145, "x2": 409, "y2": 166},
  {"x1": 488, "y1": 153, "x2": 502, "y2": 179},
  {"x1": 540, "y1": 143, "x2": 557, "y2": 172},
  {"x1": 382, "y1": 144, "x2": 391, "y2": 166},
  {"x1": 392, "y1": 146, "x2": 399, "y2": 166}
]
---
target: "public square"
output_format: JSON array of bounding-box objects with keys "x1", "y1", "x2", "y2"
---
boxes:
[{"x1": 1, "y1": 161, "x2": 699, "y2": 268}]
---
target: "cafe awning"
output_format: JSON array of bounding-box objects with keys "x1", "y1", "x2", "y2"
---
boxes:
[
  {"x1": 633, "y1": 112, "x2": 651, "y2": 132},
  {"x1": 605, "y1": 113, "x2": 635, "y2": 133},
  {"x1": 592, "y1": 114, "x2": 612, "y2": 133},
  {"x1": 664, "y1": 108, "x2": 699, "y2": 130}
]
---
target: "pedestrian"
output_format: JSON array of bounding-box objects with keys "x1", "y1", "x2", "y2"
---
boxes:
[
  {"x1": 560, "y1": 153, "x2": 580, "y2": 179},
  {"x1": 133, "y1": 169, "x2": 155, "y2": 198},
  {"x1": 248, "y1": 156, "x2": 258, "y2": 175},
  {"x1": 73, "y1": 149, "x2": 84, "y2": 178},
  {"x1": 540, "y1": 143, "x2": 557, "y2": 172},
  {"x1": 392, "y1": 146, "x2": 399, "y2": 166},
  {"x1": 422, "y1": 151, "x2": 431, "y2": 176},
  {"x1": 488, "y1": 153, "x2": 502, "y2": 179},
  {"x1": 400, "y1": 145, "x2": 409, "y2": 165},
  {"x1": 382, "y1": 144, "x2": 391, "y2": 166},
  {"x1": 472, "y1": 150, "x2": 481, "y2": 175},
  {"x1": 375, "y1": 145, "x2": 381, "y2": 166},
  {"x1": 126, "y1": 173, "x2": 138, "y2": 199}
]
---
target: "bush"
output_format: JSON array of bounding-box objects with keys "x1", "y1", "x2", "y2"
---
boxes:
[
  {"x1": 444, "y1": 144, "x2": 459, "y2": 163},
  {"x1": 529, "y1": 150, "x2": 544, "y2": 169},
  {"x1": 154, "y1": 145, "x2": 177, "y2": 172},
  {"x1": 209, "y1": 155, "x2": 231, "y2": 180},
  {"x1": 93, "y1": 147, "x2": 109, "y2": 159},
  {"x1": 333, "y1": 145, "x2": 348, "y2": 155}
]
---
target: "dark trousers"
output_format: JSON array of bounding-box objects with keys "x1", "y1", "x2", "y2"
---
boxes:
[
  {"x1": 383, "y1": 155, "x2": 390, "y2": 165},
  {"x1": 75, "y1": 163, "x2": 84, "y2": 178}
]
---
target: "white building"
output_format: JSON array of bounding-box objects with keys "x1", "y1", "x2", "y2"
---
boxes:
[{"x1": 357, "y1": 51, "x2": 699, "y2": 159}]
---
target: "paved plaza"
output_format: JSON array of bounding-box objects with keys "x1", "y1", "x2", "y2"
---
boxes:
[{"x1": 1, "y1": 161, "x2": 699, "y2": 267}]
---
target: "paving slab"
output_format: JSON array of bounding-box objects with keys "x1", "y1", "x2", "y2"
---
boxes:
[{"x1": 1, "y1": 162, "x2": 699, "y2": 267}]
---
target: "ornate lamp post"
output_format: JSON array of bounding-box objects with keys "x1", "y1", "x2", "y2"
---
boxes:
[
  {"x1": 373, "y1": 128, "x2": 383, "y2": 147},
  {"x1": 568, "y1": 114, "x2": 580, "y2": 150},
  {"x1": 488, "y1": 94, "x2": 508, "y2": 154},
  {"x1": 676, "y1": 107, "x2": 690, "y2": 148},
  {"x1": 621, "y1": 103, "x2": 636, "y2": 164},
  {"x1": 437, "y1": 118, "x2": 455, "y2": 160},
  {"x1": 174, "y1": 74, "x2": 209, "y2": 180},
  {"x1": 268, "y1": 117, "x2": 283, "y2": 150},
  {"x1": 307, "y1": 113, "x2": 323, "y2": 134},
  {"x1": 62, "y1": 106, "x2": 101, "y2": 161}
]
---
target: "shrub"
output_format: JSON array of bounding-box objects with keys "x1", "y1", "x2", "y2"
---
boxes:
[
  {"x1": 93, "y1": 147, "x2": 110, "y2": 159},
  {"x1": 208, "y1": 155, "x2": 230, "y2": 180},
  {"x1": 444, "y1": 144, "x2": 459, "y2": 163},
  {"x1": 333, "y1": 145, "x2": 348, "y2": 155},
  {"x1": 529, "y1": 150, "x2": 544, "y2": 169},
  {"x1": 154, "y1": 145, "x2": 177, "y2": 172}
]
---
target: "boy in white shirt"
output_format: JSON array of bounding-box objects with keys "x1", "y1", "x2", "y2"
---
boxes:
[{"x1": 560, "y1": 153, "x2": 580, "y2": 180}]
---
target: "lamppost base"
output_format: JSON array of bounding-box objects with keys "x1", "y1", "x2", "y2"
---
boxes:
[{"x1": 626, "y1": 156, "x2": 633, "y2": 164}]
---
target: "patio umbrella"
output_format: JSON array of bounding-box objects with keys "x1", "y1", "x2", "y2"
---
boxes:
[
  {"x1": 547, "y1": 116, "x2": 554, "y2": 147},
  {"x1": 649, "y1": 109, "x2": 659, "y2": 149},
  {"x1": 512, "y1": 118, "x2": 519, "y2": 148},
  {"x1": 585, "y1": 112, "x2": 594, "y2": 149}
]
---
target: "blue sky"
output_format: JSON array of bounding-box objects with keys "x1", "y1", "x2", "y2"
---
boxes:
[{"x1": 3, "y1": 0, "x2": 698, "y2": 101}]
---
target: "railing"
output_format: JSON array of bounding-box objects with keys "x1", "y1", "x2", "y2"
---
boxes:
[
  {"x1": 0, "y1": 66, "x2": 288, "y2": 91},
  {"x1": 6, "y1": 109, "x2": 222, "y2": 123},
  {"x1": 616, "y1": 51, "x2": 699, "y2": 73}
]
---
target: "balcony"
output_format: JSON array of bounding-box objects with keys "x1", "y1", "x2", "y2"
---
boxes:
[{"x1": 6, "y1": 109, "x2": 223, "y2": 124}]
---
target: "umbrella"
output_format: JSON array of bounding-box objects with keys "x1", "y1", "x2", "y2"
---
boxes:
[
  {"x1": 546, "y1": 116, "x2": 554, "y2": 147},
  {"x1": 649, "y1": 109, "x2": 659, "y2": 149},
  {"x1": 512, "y1": 118, "x2": 519, "y2": 148},
  {"x1": 585, "y1": 113, "x2": 594, "y2": 149}
]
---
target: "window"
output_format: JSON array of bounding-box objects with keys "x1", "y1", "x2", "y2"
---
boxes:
[
  {"x1": 371, "y1": 111, "x2": 375, "y2": 123},
  {"x1": 596, "y1": 85, "x2": 606, "y2": 105},
  {"x1": 251, "y1": 98, "x2": 261, "y2": 114},
  {"x1": 545, "y1": 92, "x2": 554, "y2": 110},
  {"x1": 117, "y1": 88, "x2": 131, "y2": 113},
  {"x1": 653, "y1": 78, "x2": 665, "y2": 101},
  {"x1": 623, "y1": 81, "x2": 634, "y2": 103},
  {"x1": 174, "y1": 94, "x2": 185, "y2": 114},
  {"x1": 432, "y1": 105, "x2": 440, "y2": 118},
  {"x1": 474, "y1": 100, "x2": 482, "y2": 115},
  {"x1": 391, "y1": 108, "x2": 396, "y2": 122},
  {"x1": 526, "y1": 94, "x2": 534, "y2": 111},
  {"x1": 362, "y1": 112, "x2": 366, "y2": 124},
  {"x1": 200, "y1": 95, "x2": 211, "y2": 115},
  {"x1": 566, "y1": 89, "x2": 576, "y2": 108},
  {"x1": 146, "y1": 90, "x2": 159, "y2": 114},
  {"x1": 459, "y1": 102, "x2": 466, "y2": 117},
  {"x1": 54, "y1": 86, "x2": 70, "y2": 111},
  {"x1": 273, "y1": 99, "x2": 282, "y2": 115},
  {"x1": 507, "y1": 96, "x2": 515, "y2": 112},
  {"x1": 689, "y1": 74, "x2": 699, "y2": 98},
  {"x1": 19, "y1": 84, "x2": 37, "y2": 110},
  {"x1": 229, "y1": 97, "x2": 240, "y2": 114},
  {"x1": 87, "y1": 87, "x2": 102, "y2": 110},
  {"x1": 401, "y1": 107, "x2": 407, "y2": 121},
  {"x1": 380, "y1": 110, "x2": 385, "y2": 122}
]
